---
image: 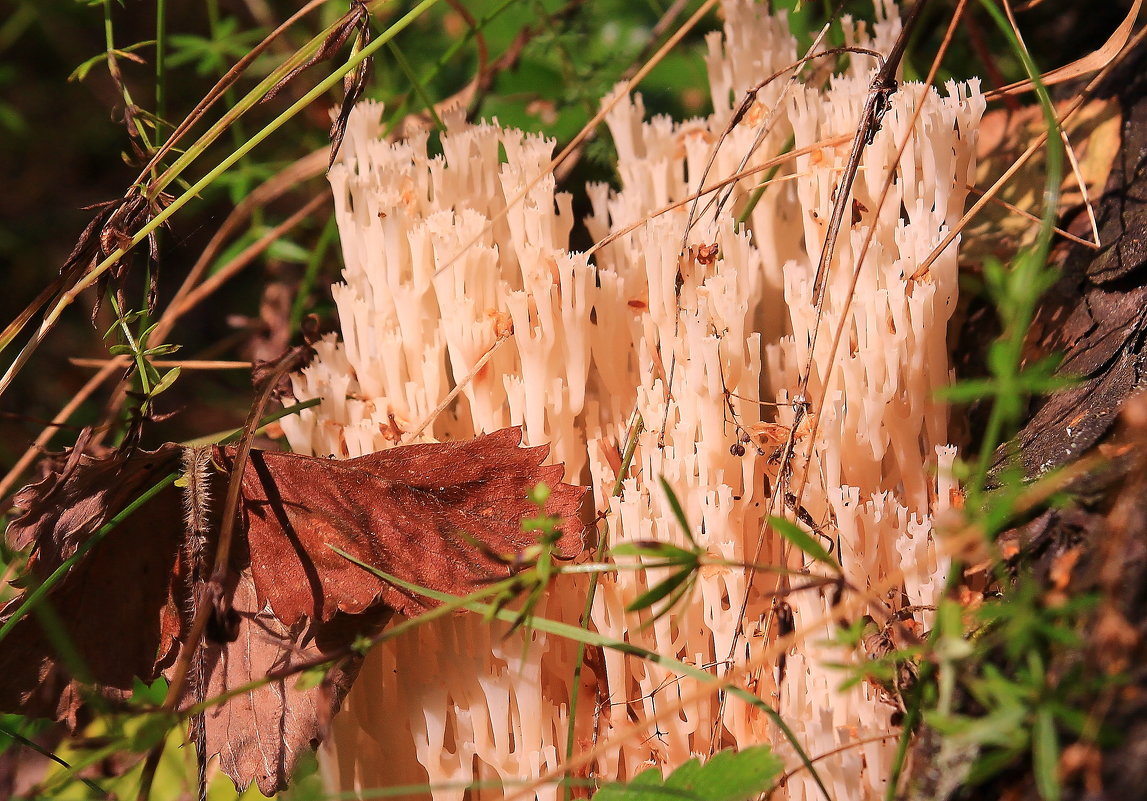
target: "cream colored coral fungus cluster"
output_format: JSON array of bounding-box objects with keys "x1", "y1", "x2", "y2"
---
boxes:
[{"x1": 279, "y1": 0, "x2": 984, "y2": 798}]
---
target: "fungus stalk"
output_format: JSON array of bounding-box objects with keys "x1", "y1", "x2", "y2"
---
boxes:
[{"x1": 281, "y1": 1, "x2": 984, "y2": 797}]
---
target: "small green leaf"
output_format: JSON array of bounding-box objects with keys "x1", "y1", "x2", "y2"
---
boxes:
[
  {"x1": 295, "y1": 665, "x2": 328, "y2": 691},
  {"x1": 939, "y1": 379, "x2": 999, "y2": 402},
  {"x1": 142, "y1": 360, "x2": 161, "y2": 388},
  {"x1": 769, "y1": 516, "x2": 838, "y2": 572},
  {"x1": 626, "y1": 569, "x2": 692, "y2": 614},
  {"x1": 68, "y1": 53, "x2": 105, "y2": 83},
  {"x1": 266, "y1": 237, "x2": 312, "y2": 263},
  {"x1": 67, "y1": 42, "x2": 157, "y2": 83},
  {"x1": 528, "y1": 481, "x2": 552, "y2": 506},
  {"x1": 128, "y1": 676, "x2": 169, "y2": 706},
  {"x1": 143, "y1": 342, "x2": 180, "y2": 357},
  {"x1": 521, "y1": 514, "x2": 557, "y2": 535},
  {"x1": 612, "y1": 541, "x2": 698, "y2": 561},
  {"x1": 127, "y1": 711, "x2": 177, "y2": 752},
  {"x1": 140, "y1": 320, "x2": 161, "y2": 344},
  {"x1": 108, "y1": 344, "x2": 133, "y2": 356},
  {"x1": 987, "y1": 340, "x2": 1016, "y2": 379},
  {"x1": 656, "y1": 578, "x2": 696, "y2": 625},
  {"x1": 659, "y1": 477, "x2": 697, "y2": 546},
  {"x1": 150, "y1": 366, "x2": 182, "y2": 397},
  {"x1": 104, "y1": 308, "x2": 146, "y2": 338},
  {"x1": 832, "y1": 616, "x2": 873, "y2": 648},
  {"x1": 593, "y1": 745, "x2": 782, "y2": 801}
]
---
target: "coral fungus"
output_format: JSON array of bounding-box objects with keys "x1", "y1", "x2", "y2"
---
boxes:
[{"x1": 280, "y1": 1, "x2": 984, "y2": 797}]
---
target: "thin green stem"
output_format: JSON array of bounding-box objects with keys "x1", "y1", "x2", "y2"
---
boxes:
[
  {"x1": 180, "y1": 397, "x2": 322, "y2": 447},
  {"x1": 183, "y1": 555, "x2": 508, "y2": 718},
  {"x1": 0, "y1": 722, "x2": 108, "y2": 798},
  {"x1": 206, "y1": 0, "x2": 255, "y2": 208},
  {"x1": 289, "y1": 215, "x2": 338, "y2": 331},
  {"x1": 155, "y1": 0, "x2": 166, "y2": 130},
  {"x1": 102, "y1": 0, "x2": 150, "y2": 149},
  {"x1": 107, "y1": 296, "x2": 152, "y2": 397},
  {"x1": 735, "y1": 134, "x2": 794, "y2": 226},
  {"x1": 387, "y1": 40, "x2": 445, "y2": 130},
  {"x1": 29, "y1": 735, "x2": 131, "y2": 796},
  {"x1": 141, "y1": 0, "x2": 443, "y2": 272}
]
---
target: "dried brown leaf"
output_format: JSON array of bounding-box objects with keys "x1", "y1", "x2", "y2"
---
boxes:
[
  {"x1": 217, "y1": 426, "x2": 584, "y2": 625},
  {"x1": 188, "y1": 538, "x2": 390, "y2": 795},
  {"x1": 0, "y1": 445, "x2": 185, "y2": 725}
]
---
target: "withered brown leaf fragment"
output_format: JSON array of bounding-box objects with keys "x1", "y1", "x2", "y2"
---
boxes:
[
  {"x1": 216, "y1": 426, "x2": 585, "y2": 626},
  {"x1": 262, "y1": 0, "x2": 369, "y2": 107},
  {"x1": 0, "y1": 426, "x2": 585, "y2": 793},
  {"x1": 186, "y1": 536, "x2": 391, "y2": 796},
  {"x1": 0, "y1": 445, "x2": 185, "y2": 726},
  {"x1": 328, "y1": 1, "x2": 372, "y2": 169}
]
